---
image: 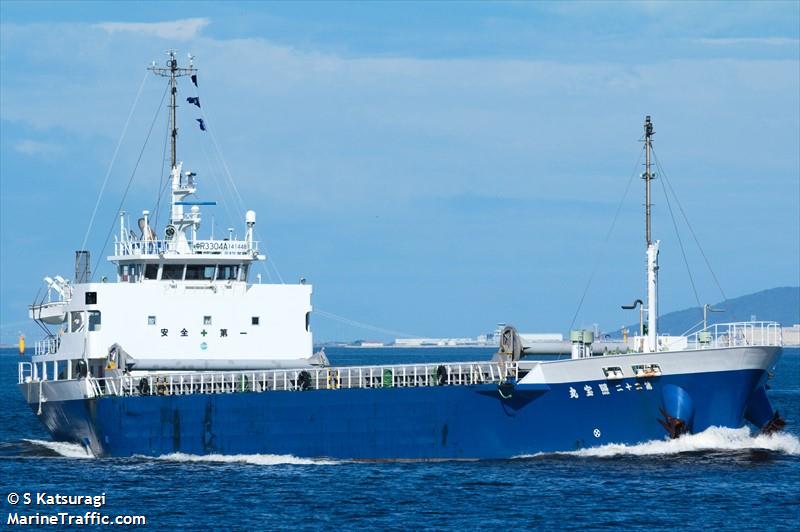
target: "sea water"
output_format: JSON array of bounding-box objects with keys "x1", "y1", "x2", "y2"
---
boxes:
[{"x1": 1, "y1": 347, "x2": 798, "y2": 530}]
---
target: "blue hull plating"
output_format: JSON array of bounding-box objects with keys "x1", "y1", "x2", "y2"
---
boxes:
[{"x1": 35, "y1": 368, "x2": 766, "y2": 459}]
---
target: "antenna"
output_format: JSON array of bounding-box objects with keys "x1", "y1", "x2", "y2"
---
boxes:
[
  {"x1": 644, "y1": 115, "x2": 655, "y2": 246},
  {"x1": 148, "y1": 50, "x2": 197, "y2": 171}
]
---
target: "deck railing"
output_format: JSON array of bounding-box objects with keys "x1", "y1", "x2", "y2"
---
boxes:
[
  {"x1": 18, "y1": 361, "x2": 33, "y2": 383},
  {"x1": 34, "y1": 338, "x2": 60, "y2": 356},
  {"x1": 85, "y1": 361, "x2": 518, "y2": 398},
  {"x1": 113, "y1": 239, "x2": 259, "y2": 257},
  {"x1": 686, "y1": 321, "x2": 782, "y2": 350}
]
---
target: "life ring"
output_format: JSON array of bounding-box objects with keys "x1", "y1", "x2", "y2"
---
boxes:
[
  {"x1": 298, "y1": 370, "x2": 311, "y2": 391},
  {"x1": 436, "y1": 365, "x2": 448, "y2": 386}
]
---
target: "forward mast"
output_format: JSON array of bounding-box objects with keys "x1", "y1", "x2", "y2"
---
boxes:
[{"x1": 643, "y1": 116, "x2": 659, "y2": 352}]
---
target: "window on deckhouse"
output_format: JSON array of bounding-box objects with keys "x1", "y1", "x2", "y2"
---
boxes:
[
  {"x1": 218, "y1": 265, "x2": 239, "y2": 281},
  {"x1": 162, "y1": 264, "x2": 184, "y2": 280},
  {"x1": 144, "y1": 264, "x2": 159, "y2": 280},
  {"x1": 185, "y1": 265, "x2": 215, "y2": 280}
]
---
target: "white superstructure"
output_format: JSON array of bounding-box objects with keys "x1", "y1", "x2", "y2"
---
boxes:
[{"x1": 28, "y1": 51, "x2": 318, "y2": 378}]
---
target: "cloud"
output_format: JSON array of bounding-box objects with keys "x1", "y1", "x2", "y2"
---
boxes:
[
  {"x1": 694, "y1": 37, "x2": 800, "y2": 47},
  {"x1": 93, "y1": 18, "x2": 209, "y2": 41},
  {"x1": 2, "y1": 19, "x2": 798, "y2": 213},
  {"x1": 13, "y1": 140, "x2": 62, "y2": 156}
]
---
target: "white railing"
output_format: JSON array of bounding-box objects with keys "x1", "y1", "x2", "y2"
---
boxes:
[
  {"x1": 19, "y1": 362, "x2": 33, "y2": 383},
  {"x1": 687, "y1": 321, "x2": 782, "y2": 350},
  {"x1": 86, "y1": 361, "x2": 519, "y2": 398},
  {"x1": 113, "y1": 239, "x2": 259, "y2": 257},
  {"x1": 34, "y1": 337, "x2": 60, "y2": 356}
]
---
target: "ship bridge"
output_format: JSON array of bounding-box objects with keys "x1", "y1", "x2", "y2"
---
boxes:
[
  {"x1": 108, "y1": 162, "x2": 265, "y2": 284},
  {"x1": 110, "y1": 235, "x2": 262, "y2": 284},
  {"x1": 26, "y1": 52, "x2": 314, "y2": 376}
]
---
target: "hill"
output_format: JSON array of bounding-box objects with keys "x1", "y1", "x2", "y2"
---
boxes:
[{"x1": 629, "y1": 286, "x2": 799, "y2": 336}]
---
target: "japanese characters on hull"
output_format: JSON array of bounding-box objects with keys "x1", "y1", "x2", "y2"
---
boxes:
[{"x1": 569, "y1": 380, "x2": 653, "y2": 399}]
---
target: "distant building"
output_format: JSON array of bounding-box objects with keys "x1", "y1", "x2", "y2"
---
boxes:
[
  {"x1": 352, "y1": 340, "x2": 385, "y2": 347},
  {"x1": 783, "y1": 324, "x2": 800, "y2": 346},
  {"x1": 520, "y1": 333, "x2": 564, "y2": 343}
]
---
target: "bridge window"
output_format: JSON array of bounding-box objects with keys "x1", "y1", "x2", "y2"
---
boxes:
[
  {"x1": 129, "y1": 264, "x2": 142, "y2": 282},
  {"x1": 218, "y1": 265, "x2": 239, "y2": 281},
  {"x1": 85, "y1": 292, "x2": 97, "y2": 305},
  {"x1": 118, "y1": 265, "x2": 135, "y2": 282},
  {"x1": 251, "y1": 316, "x2": 260, "y2": 326},
  {"x1": 204, "y1": 316, "x2": 212, "y2": 325},
  {"x1": 144, "y1": 264, "x2": 159, "y2": 280},
  {"x1": 88, "y1": 311, "x2": 101, "y2": 332},
  {"x1": 148, "y1": 315, "x2": 156, "y2": 325},
  {"x1": 118, "y1": 264, "x2": 139, "y2": 283},
  {"x1": 186, "y1": 265, "x2": 215, "y2": 280},
  {"x1": 162, "y1": 264, "x2": 184, "y2": 280}
]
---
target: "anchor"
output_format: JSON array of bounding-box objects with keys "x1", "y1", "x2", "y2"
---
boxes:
[
  {"x1": 658, "y1": 407, "x2": 689, "y2": 439},
  {"x1": 745, "y1": 386, "x2": 787, "y2": 435},
  {"x1": 658, "y1": 384, "x2": 694, "y2": 439},
  {"x1": 760, "y1": 410, "x2": 786, "y2": 435}
]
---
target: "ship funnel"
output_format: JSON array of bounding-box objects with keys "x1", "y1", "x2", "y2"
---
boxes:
[{"x1": 75, "y1": 250, "x2": 91, "y2": 283}]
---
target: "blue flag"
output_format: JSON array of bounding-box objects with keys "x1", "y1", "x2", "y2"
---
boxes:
[
  {"x1": 187, "y1": 97, "x2": 200, "y2": 108},
  {"x1": 196, "y1": 118, "x2": 206, "y2": 131}
]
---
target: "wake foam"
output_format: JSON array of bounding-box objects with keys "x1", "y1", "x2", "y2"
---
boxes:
[
  {"x1": 524, "y1": 426, "x2": 800, "y2": 458},
  {"x1": 153, "y1": 452, "x2": 340, "y2": 466},
  {"x1": 22, "y1": 439, "x2": 94, "y2": 458}
]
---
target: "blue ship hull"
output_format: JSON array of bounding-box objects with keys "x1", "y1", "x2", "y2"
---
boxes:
[{"x1": 32, "y1": 367, "x2": 768, "y2": 459}]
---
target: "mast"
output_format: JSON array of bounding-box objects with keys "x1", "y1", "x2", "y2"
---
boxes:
[
  {"x1": 148, "y1": 51, "x2": 199, "y2": 250},
  {"x1": 645, "y1": 116, "x2": 653, "y2": 245},
  {"x1": 148, "y1": 50, "x2": 197, "y2": 170},
  {"x1": 643, "y1": 116, "x2": 659, "y2": 352}
]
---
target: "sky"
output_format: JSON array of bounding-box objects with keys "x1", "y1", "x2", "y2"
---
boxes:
[{"x1": 1, "y1": 1, "x2": 798, "y2": 344}]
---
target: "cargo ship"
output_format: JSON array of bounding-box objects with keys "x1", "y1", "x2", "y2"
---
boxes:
[{"x1": 18, "y1": 53, "x2": 786, "y2": 459}]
